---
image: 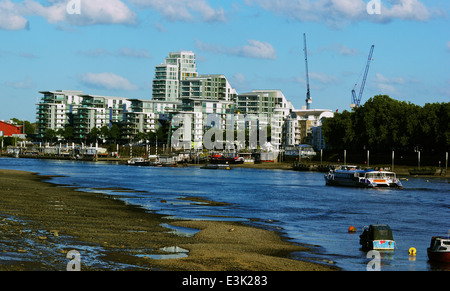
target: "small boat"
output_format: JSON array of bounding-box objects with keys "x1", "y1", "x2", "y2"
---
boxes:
[
  {"x1": 360, "y1": 224, "x2": 396, "y2": 250},
  {"x1": 127, "y1": 157, "x2": 149, "y2": 166},
  {"x1": 427, "y1": 236, "x2": 450, "y2": 263},
  {"x1": 325, "y1": 167, "x2": 402, "y2": 188},
  {"x1": 200, "y1": 164, "x2": 231, "y2": 170},
  {"x1": 209, "y1": 154, "x2": 244, "y2": 164}
]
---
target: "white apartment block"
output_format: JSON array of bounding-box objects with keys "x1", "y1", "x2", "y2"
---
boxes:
[
  {"x1": 36, "y1": 90, "x2": 84, "y2": 136},
  {"x1": 285, "y1": 108, "x2": 335, "y2": 150},
  {"x1": 73, "y1": 95, "x2": 132, "y2": 139},
  {"x1": 123, "y1": 99, "x2": 180, "y2": 139},
  {"x1": 236, "y1": 90, "x2": 294, "y2": 150},
  {"x1": 181, "y1": 74, "x2": 238, "y2": 102},
  {"x1": 152, "y1": 51, "x2": 198, "y2": 101},
  {"x1": 36, "y1": 51, "x2": 334, "y2": 151},
  {"x1": 177, "y1": 98, "x2": 235, "y2": 149}
]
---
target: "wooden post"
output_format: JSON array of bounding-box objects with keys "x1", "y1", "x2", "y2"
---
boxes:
[
  {"x1": 446, "y1": 152, "x2": 448, "y2": 173},
  {"x1": 418, "y1": 151, "x2": 420, "y2": 169},
  {"x1": 392, "y1": 150, "x2": 395, "y2": 171}
]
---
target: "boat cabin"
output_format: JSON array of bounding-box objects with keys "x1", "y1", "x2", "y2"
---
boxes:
[
  {"x1": 360, "y1": 224, "x2": 396, "y2": 250},
  {"x1": 429, "y1": 237, "x2": 450, "y2": 251},
  {"x1": 365, "y1": 171, "x2": 397, "y2": 180},
  {"x1": 361, "y1": 224, "x2": 394, "y2": 241}
]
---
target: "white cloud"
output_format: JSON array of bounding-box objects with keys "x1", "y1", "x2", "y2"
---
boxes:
[
  {"x1": 128, "y1": 0, "x2": 227, "y2": 22},
  {"x1": 309, "y1": 72, "x2": 340, "y2": 84},
  {"x1": 230, "y1": 73, "x2": 248, "y2": 91},
  {"x1": 0, "y1": 0, "x2": 137, "y2": 30},
  {"x1": 239, "y1": 40, "x2": 277, "y2": 59},
  {"x1": 381, "y1": 0, "x2": 431, "y2": 22},
  {"x1": 319, "y1": 43, "x2": 360, "y2": 56},
  {"x1": 79, "y1": 72, "x2": 139, "y2": 91},
  {"x1": 375, "y1": 73, "x2": 406, "y2": 85},
  {"x1": 196, "y1": 39, "x2": 277, "y2": 60},
  {"x1": 77, "y1": 48, "x2": 151, "y2": 59},
  {"x1": 0, "y1": 0, "x2": 29, "y2": 30},
  {"x1": 4, "y1": 77, "x2": 35, "y2": 89},
  {"x1": 374, "y1": 73, "x2": 420, "y2": 95},
  {"x1": 244, "y1": 0, "x2": 435, "y2": 27},
  {"x1": 118, "y1": 48, "x2": 151, "y2": 59},
  {"x1": 71, "y1": 0, "x2": 137, "y2": 26}
]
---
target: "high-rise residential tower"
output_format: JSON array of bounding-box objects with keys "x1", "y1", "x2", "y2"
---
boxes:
[{"x1": 152, "y1": 51, "x2": 198, "y2": 101}]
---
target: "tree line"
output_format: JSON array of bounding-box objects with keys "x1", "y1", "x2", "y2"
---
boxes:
[
  {"x1": 42, "y1": 124, "x2": 170, "y2": 145},
  {"x1": 322, "y1": 95, "x2": 449, "y2": 154}
]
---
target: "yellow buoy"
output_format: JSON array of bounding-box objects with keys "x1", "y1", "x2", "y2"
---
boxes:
[{"x1": 409, "y1": 247, "x2": 416, "y2": 256}]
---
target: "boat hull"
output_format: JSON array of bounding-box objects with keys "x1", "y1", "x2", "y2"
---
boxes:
[
  {"x1": 360, "y1": 239, "x2": 396, "y2": 250},
  {"x1": 200, "y1": 164, "x2": 231, "y2": 170},
  {"x1": 325, "y1": 179, "x2": 372, "y2": 188},
  {"x1": 127, "y1": 159, "x2": 150, "y2": 166},
  {"x1": 427, "y1": 249, "x2": 450, "y2": 263}
]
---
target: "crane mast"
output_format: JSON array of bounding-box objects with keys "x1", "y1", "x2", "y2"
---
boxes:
[
  {"x1": 351, "y1": 45, "x2": 375, "y2": 108},
  {"x1": 304, "y1": 33, "x2": 312, "y2": 110}
]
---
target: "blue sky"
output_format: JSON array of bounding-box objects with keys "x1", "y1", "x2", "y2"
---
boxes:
[{"x1": 0, "y1": 0, "x2": 449, "y2": 122}]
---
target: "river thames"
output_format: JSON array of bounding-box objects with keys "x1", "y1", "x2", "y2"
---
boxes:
[{"x1": 0, "y1": 157, "x2": 448, "y2": 271}]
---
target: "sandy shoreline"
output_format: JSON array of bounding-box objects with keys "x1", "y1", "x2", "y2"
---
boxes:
[{"x1": 0, "y1": 169, "x2": 337, "y2": 271}]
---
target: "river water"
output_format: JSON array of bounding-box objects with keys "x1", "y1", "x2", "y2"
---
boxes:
[{"x1": 0, "y1": 157, "x2": 448, "y2": 271}]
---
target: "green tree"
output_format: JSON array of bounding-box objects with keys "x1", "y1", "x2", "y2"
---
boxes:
[
  {"x1": 9, "y1": 118, "x2": 35, "y2": 135},
  {"x1": 322, "y1": 110, "x2": 354, "y2": 150},
  {"x1": 88, "y1": 127, "x2": 99, "y2": 143},
  {"x1": 322, "y1": 95, "x2": 449, "y2": 153},
  {"x1": 23, "y1": 121, "x2": 35, "y2": 135},
  {"x1": 56, "y1": 128, "x2": 65, "y2": 139},
  {"x1": 100, "y1": 126, "x2": 110, "y2": 140},
  {"x1": 44, "y1": 129, "x2": 56, "y2": 142},
  {"x1": 64, "y1": 126, "x2": 74, "y2": 141},
  {"x1": 109, "y1": 124, "x2": 121, "y2": 141},
  {"x1": 135, "y1": 132, "x2": 147, "y2": 142}
]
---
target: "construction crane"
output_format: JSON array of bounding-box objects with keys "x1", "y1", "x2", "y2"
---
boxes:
[
  {"x1": 303, "y1": 33, "x2": 312, "y2": 110},
  {"x1": 351, "y1": 45, "x2": 375, "y2": 108}
]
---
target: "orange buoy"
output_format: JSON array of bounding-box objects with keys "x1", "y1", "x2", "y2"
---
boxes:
[{"x1": 348, "y1": 226, "x2": 357, "y2": 233}]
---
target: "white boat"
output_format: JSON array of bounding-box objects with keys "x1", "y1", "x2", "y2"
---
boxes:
[{"x1": 325, "y1": 167, "x2": 402, "y2": 188}]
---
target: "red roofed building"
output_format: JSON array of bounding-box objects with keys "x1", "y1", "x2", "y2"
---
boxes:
[{"x1": 0, "y1": 121, "x2": 23, "y2": 137}]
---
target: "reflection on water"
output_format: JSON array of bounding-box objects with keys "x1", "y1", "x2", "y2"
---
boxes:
[
  {"x1": 160, "y1": 223, "x2": 200, "y2": 237},
  {"x1": 0, "y1": 157, "x2": 449, "y2": 271},
  {"x1": 135, "y1": 246, "x2": 189, "y2": 260}
]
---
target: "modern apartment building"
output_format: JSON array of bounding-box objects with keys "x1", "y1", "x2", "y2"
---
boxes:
[
  {"x1": 236, "y1": 89, "x2": 293, "y2": 116},
  {"x1": 34, "y1": 51, "x2": 334, "y2": 152},
  {"x1": 152, "y1": 51, "x2": 198, "y2": 101},
  {"x1": 295, "y1": 109, "x2": 334, "y2": 150},
  {"x1": 73, "y1": 95, "x2": 132, "y2": 139},
  {"x1": 122, "y1": 99, "x2": 180, "y2": 139},
  {"x1": 235, "y1": 90, "x2": 295, "y2": 149},
  {"x1": 181, "y1": 74, "x2": 238, "y2": 102},
  {"x1": 177, "y1": 98, "x2": 235, "y2": 149},
  {"x1": 36, "y1": 90, "x2": 84, "y2": 136},
  {"x1": 283, "y1": 108, "x2": 334, "y2": 150}
]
